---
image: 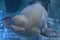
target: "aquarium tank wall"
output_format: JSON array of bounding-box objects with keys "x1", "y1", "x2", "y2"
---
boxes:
[{"x1": 0, "y1": 0, "x2": 60, "y2": 40}]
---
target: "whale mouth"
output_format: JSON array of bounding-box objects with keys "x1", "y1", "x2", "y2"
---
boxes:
[
  {"x1": 11, "y1": 25, "x2": 26, "y2": 32},
  {"x1": 11, "y1": 25, "x2": 39, "y2": 38}
]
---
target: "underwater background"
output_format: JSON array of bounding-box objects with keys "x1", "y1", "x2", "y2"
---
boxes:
[{"x1": 0, "y1": 0, "x2": 60, "y2": 40}]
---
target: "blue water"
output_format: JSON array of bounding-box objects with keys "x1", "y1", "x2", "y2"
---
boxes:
[{"x1": 0, "y1": 10, "x2": 60, "y2": 40}]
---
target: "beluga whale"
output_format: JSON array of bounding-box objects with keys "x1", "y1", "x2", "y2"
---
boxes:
[{"x1": 11, "y1": 2, "x2": 57, "y2": 38}]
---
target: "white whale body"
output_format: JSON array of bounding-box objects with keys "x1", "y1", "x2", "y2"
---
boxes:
[{"x1": 12, "y1": 3, "x2": 57, "y2": 38}]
